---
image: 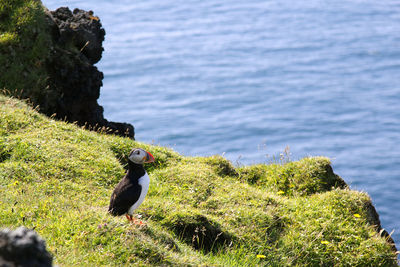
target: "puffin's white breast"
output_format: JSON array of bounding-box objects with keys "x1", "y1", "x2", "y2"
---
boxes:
[{"x1": 127, "y1": 172, "x2": 150, "y2": 215}]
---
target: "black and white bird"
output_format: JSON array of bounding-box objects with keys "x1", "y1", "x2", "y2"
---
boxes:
[{"x1": 108, "y1": 148, "x2": 155, "y2": 223}]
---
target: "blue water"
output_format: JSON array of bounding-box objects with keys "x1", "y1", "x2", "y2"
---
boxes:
[{"x1": 43, "y1": 0, "x2": 400, "y2": 244}]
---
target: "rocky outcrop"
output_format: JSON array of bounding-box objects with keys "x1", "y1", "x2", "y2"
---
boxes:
[
  {"x1": 14, "y1": 7, "x2": 130, "y2": 138},
  {"x1": 42, "y1": 7, "x2": 134, "y2": 138},
  {"x1": 1, "y1": 3, "x2": 134, "y2": 138},
  {"x1": 0, "y1": 227, "x2": 52, "y2": 267},
  {"x1": 364, "y1": 202, "x2": 398, "y2": 252}
]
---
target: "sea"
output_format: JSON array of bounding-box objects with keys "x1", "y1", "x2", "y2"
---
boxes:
[{"x1": 43, "y1": 0, "x2": 400, "y2": 244}]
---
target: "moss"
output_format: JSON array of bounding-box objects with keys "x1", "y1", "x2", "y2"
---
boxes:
[
  {"x1": 197, "y1": 155, "x2": 238, "y2": 177},
  {"x1": 0, "y1": 94, "x2": 397, "y2": 265},
  {"x1": 0, "y1": 32, "x2": 17, "y2": 44},
  {"x1": 0, "y1": 0, "x2": 51, "y2": 99},
  {"x1": 0, "y1": 138, "x2": 11, "y2": 162},
  {"x1": 238, "y1": 157, "x2": 347, "y2": 196},
  {"x1": 163, "y1": 212, "x2": 234, "y2": 252},
  {"x1": 277, "y1": 190, "x2": 398, "y2": 266}
]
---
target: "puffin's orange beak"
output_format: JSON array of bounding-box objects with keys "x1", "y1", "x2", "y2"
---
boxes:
[{"x1": 144, "y1": 151, "x2": 155, "y2": 163}]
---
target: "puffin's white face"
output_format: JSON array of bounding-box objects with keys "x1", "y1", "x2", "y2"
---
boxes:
[{"x1": 128, "y1": 148, "x2": 155, "y2": 164}]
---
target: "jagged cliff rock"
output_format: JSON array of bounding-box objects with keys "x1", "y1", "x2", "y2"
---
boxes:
[
  {"x1": 44, "y1": 7, "x2": 134, "y2": 138},
  {"x1": 0, "y1": 227, "x2": 52, "y2": 267},
  {"x1": 365, "y1": 202, "x2": 398, "y2": 252},
  {"x1": 0, "y1": 3, "x2": 134, "y2": 138}
]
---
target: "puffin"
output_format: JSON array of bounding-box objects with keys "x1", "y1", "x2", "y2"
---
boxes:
[{"x1": 108, "y1": 148, "x2": 155, "y2": 223}]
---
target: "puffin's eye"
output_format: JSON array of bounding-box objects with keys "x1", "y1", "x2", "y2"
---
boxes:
[{"x1": 135, "y1": 150, "x2": 140, "y2": 155}]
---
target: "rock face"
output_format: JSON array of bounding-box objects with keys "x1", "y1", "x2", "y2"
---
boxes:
[
  {"x1": 365, "y1": 202, "x2": 398, "y2": 252},
  {"x1": 0, "y1": 227, "x2": 52, "y2": 267},
  {"x1": 0, "y1": 3, "x2": 134, "y2": 138},
  {"x1": 43, "y1": 7, "x2": 134, "y2": 138}
]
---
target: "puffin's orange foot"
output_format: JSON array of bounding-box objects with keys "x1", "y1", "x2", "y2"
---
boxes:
[
  {"x1": 125, "y1": 214, "x2": 146, "y2": 226},
  {"x1": 133, "y1": 220, "x2": 146, "y2": 226},
  {"x1": 125, "y1": 214, "x2": 133, "y2": 222}
]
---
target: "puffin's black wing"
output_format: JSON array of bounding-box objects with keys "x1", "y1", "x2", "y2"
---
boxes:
[{"x1": 108, "y1": 177, "x2": 142, "y2": 216}]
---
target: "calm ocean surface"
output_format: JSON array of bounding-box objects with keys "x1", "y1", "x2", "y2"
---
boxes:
[{"x1": 43, "y1": 0, "x2": 400, "y2": 243}]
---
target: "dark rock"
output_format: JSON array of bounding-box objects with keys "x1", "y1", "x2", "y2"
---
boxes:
[
  {"x1": 0, "y1": 227, "x2": 52, "y2": 267},
  {"x1": 41, "y1": 7, "x2": 134, "y2": 138},
  {"x1": 50, "y1": 7, "x2": 104, "y2": 64},
  {"x1": 364, "y1": 202, "x2": 397, "y2": 252}
]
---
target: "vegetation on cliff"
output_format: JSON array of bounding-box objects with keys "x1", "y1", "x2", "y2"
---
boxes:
[
  {"x1": 0, "y1": 0, "x2": 51, "y2": 98},
  {"x1": 0, "y1": 0, "x2": 134, "y2": 137},
  {"x1": 0, "y1": 95, "x2": 398, "y2": 266},
  {"x1": 0, "y1": 0, "x2": 398, "y2": 266}
]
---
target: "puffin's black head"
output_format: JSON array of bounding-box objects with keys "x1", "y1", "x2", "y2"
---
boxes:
[{"x1": 128, "y1": 148, "x2": 155, "y2": 165}]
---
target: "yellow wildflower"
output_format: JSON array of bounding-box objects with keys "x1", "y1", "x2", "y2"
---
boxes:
[
  {"x1": 353, "y1": 213, "x2": 361, "y2": 218},
  {"x1": 256, "y1": 254, "x2": 266, "y2": 259},
  {"x1": 321, "y1": 240, "x2": 330, "y2": 245}
]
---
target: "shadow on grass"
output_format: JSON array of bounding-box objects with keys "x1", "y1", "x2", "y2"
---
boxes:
[{"x1": 164, "y1": 213, "x2": 235, "y2": 253}]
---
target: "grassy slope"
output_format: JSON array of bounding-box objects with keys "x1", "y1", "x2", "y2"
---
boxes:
[
  {"x1": 0, "y1": 1, "x2": 398, "y2": 265},
  {"x1": 0, "y1": 95, "x2": 397, "y2": 266},
  {"x1": 0, "y1": 0, "x2": 51, "y2": 99}
]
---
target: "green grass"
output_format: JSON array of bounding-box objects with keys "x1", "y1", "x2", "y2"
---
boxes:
[
  {"x1": 0, "y1": 1, "x2": 398, "y2": 265},
  {"x1": 0, "y1": 94, "x2": 398, "y2": 266},
  {"x1": 0, "y1": 0, "x2": 51, "y2": 99}
]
